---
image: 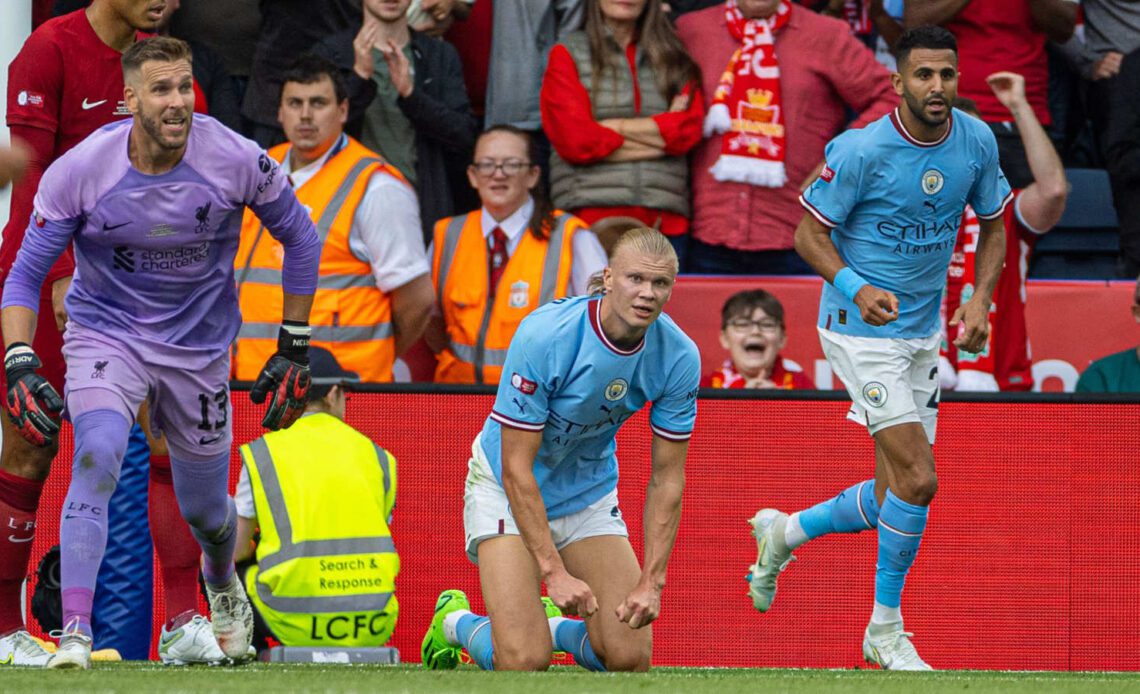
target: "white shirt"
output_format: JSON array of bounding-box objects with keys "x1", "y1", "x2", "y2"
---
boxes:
[
  {"x1": 432, "y1": 196, "x2": 607, "y2": 296},
  {"x1": 283, "y1": 135, "x2": 430, "y2": 292}
]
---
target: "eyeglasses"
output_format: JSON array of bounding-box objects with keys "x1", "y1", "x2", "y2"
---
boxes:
[
  {"x1": 471, "y1": 159, "x2": 532, "y2": 177},
  {"x1": 726, "y1": 318, "x2": 781, "y2": 332}
]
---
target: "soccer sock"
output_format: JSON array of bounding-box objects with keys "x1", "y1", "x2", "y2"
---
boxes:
[
  {"x1": 792, "y1": 479, "x2": 880, "y2": 547},
  {"x1": 455, "y1": 612, "x2": 494, "y2": 670},
  {"x1": 61, "y1": 409, "x2": 132, "y2": 638},
  {"x1": 148, "y1": 455, "x2": 202, "y2": 621},
  {"x1": 0, "y1": 469, "x2": 45, "y2": 635},
  {"x1": 874, "y1": 490, "x2": 929, "y2": 613},
  {"x1": 552, "y1": 617, "x2": 606, "y2": 672},
  {"x1": 169, "y1": 452, "x2": 236, "y2": 587},
  {"x1": 442, "y1": 609, "x2": 472, "y2": 646}
]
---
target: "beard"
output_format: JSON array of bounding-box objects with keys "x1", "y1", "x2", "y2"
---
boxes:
[
  {"x1": 902, "y1": 91, "x2": 950, "y2": 129},
  {"x1": 138, "y1": 109, "x2": 190, "y2": 151}
]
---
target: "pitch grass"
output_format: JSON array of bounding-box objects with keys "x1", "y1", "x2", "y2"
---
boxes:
[{"x1": 3, "y1": 664, "x2": 1140, "y2": 694}]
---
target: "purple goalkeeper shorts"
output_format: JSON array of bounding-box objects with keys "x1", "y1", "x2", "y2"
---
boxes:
[{"x1": 62, "y1": 324, "x2": 231, "y2": 462}]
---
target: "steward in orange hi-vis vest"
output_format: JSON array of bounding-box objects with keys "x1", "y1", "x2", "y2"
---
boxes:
[
  {"x1": 431, "y1": 210, "x2": 584, "y2": 384},
  {"x1": 235, "y1": 137, "x2": 409, "y2": 382}
]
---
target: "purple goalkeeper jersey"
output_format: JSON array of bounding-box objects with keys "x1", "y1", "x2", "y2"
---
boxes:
[{"x1": 2, "y1": 115, "x2": 319, "y2": 367}]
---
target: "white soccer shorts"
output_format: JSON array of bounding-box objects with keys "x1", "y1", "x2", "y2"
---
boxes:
[
  {"x1": 462, "y1": 434, "x2": 628, "y2": 564},
  {"x1": 819, "y1": 327, "x2": 941, "y2": 444}
]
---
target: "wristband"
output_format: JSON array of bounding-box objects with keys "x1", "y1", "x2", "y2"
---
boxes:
[
  {"x1": 278, "y1": 322, "x2": 311, "y2": 356},
  {"x1": 832, "y1": 267, "x2": 869, "y2": 302},
  {"x1": 4, "y1": 343, "x2": 37, "y2": 373}
]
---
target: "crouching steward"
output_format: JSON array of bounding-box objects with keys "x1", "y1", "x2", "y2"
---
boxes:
[{"x1": 234, "y1": 347, "x2": 399, "y2": 651}]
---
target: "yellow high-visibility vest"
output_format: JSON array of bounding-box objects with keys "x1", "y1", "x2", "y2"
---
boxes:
[{"x1": 241, "y1": 413, "x2": 399, "y2": 647}]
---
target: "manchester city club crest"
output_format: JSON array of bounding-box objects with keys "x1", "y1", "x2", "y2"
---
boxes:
[
  {"x1": 604, "y1": 378, "x2": 629, "y2": 402},
  {"x1": 508, "y1": 280, "x2": 530, "y2": 309},
  {"x1": 862, "y1": 382, "x2": 888, "y2": 408},
  {"x1": 922, "y1": 169, "x2": 944, "y2": 195}
]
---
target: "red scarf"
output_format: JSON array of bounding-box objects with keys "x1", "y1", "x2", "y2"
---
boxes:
[{"x1": 703, "y1": 0, "x2": 791, "y2": 187}]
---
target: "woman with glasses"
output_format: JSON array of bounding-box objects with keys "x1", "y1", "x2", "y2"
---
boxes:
[
  {"x1": 427, "y1": 125, "x2": 608, "y2": 384},
  {"x1": 540, "y1": 0, "x2": 705, "y2": 269},
  {"x1": 703, "y1": 288, "x2": 815, "y2": 389}
]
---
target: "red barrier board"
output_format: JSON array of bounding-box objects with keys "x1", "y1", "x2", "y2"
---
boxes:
[
  {"x1": 24, "y1": 393, "x2": 1140, "y2": 669},
  {"x1": 665, "y1": 277, "x2": 1138, "y2": 393}
]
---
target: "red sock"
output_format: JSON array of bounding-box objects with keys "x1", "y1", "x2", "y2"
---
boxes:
[
  {"x1": 148, "y1": 456, "x2": 201, "y2": 622},
  {"x1": 0, "y1": 469, "x2": 44, "y2": 635}
]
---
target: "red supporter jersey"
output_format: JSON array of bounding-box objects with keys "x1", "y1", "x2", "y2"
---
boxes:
[
  {"x1": 944, "y1": 0, "x2": 1051, "y2": 125},
  {"x1": 942, "y1": 190, "x2": 1043, "y2": 391},
  {"x1": 702, "y1": 359, "x2": 815, "y2": 390}
]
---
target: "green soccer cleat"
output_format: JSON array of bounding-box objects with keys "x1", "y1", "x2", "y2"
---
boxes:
[
  {"x1": 421, "y1": 589, "x2": 469, "y2": 670},
  {"x1": 540, "y1": 596, "x2": 562, "y2": 619}
]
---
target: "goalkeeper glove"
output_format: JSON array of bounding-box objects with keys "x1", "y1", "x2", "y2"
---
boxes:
[
  {"x1": 250, "y1": 322, "x2": 311, "y2": 430},
  {"x1": 4, "y1": 343, "x2": 64, "y2": 447}
]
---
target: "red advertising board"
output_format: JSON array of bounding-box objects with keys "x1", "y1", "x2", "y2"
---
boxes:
[{"x1": 24, "y1": 393, "x2": 1140, "y2": 670}]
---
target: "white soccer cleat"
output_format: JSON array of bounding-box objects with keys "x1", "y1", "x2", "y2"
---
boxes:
[
  {"x1": 0, "y1": 629, "x2": 53, "y2": 667},
  {"x1": 862, "y1": 621, "x2": 933, "y2": 671},
  {"x1": 746, "y1": 508, "x2": 794, "y2": 612},
  {"x1": 46, "y1": 622, "x2": 92, "y2": 670},
  {"x1": 205, "y1": 576, "x2": 254, "y2": 660},
  {"x1": 159, "y1": 614, "x2": 228, "y2": 666}
]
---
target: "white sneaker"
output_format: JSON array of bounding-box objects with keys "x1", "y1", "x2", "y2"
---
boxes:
[
  {"x1": 46, "y1": 621, "x2": 92, "y2": 670},
  {"x1": 747, "y1": 509, "x2": 794, "y2": 612},
  {"x1": 0, "y1": 630, "x2": 53, "y2": 667},
  {"x1": 159, "y1": 614, "x2": 227, "y2": 666},
  {"x1": 205, "y1": 576, "x2": 254, "y2": 660},
  {"x1": 862, "y1": 621, "x2": 933, "y2": 671}
]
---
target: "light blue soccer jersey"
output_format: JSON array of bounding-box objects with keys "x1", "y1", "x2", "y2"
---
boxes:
[
  {"x1": 800, "y1": 108, "x2": 1012, "y2": 339},
  {"x1": 479, "y1": 295, "x2": 701, "y2": 519}
]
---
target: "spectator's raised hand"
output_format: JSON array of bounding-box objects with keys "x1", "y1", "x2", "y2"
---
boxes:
[
  {"x1": 353, "y1": 20, "x2": 381, "y2": 80},
  {"x1": 986, "y1": 71, "x2": 1027, "y2": 110},
  {"x1": 381, "y1": 39, "x2": 414, "y2": 98},
  {"x1": 1091, "y1": 51, "x2": 1123, "y2": 81}
]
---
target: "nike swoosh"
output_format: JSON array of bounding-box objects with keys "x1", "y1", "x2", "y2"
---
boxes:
[
  {"x1": 435, "y1": 594, "x2": 452, "y2": 613},
  {"x1": 199, "y1": 435, "x2": 222, "y2": 445},
  {"x1": 7, "y1": 535, "x2": 33, "y2": 543},
  {"x1": 102, "y1": 221, "x2": 130, "y2": 231},
  {"x1": 81, "y1": 98, "x2": 108, "y2": 110}
]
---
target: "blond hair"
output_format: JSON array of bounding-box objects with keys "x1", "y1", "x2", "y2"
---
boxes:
[{"x1": 587, "y1": 226, "x2": 679, "y2": 295}]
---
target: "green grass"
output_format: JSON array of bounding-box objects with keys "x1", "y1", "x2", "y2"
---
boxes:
[{"x1": 2, "y1": 664, "x2": 1139, "y2": 693}]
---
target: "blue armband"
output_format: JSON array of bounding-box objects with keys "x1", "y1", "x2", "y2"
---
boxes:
[{"x1": 832, "y1": 267, "x2": 869, "y2": 302}]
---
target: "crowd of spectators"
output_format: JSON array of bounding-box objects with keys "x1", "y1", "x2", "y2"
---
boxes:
[{"x1": 8, "y1": 0, "x2": 1139, "y2": 392}]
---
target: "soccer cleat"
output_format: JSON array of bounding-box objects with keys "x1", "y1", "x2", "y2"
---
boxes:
[
  {"x1": 421, "y1": 589, "x2": 469, "y2": 670},
  {"x1": 746, "y1": 508, "x2": 795, "y2": 612},
  {"x1": 159, "y1": 614, "x2": 228, "y2": 666},
  {"x1": 46, "y1": 620, "x2": 92, "y2": 670},
  {"x1": 0, "y1": 630, "x2": 53, "y2": 667},
  {"x1": 205, "y1": 577, "x2": 254, "y2": 660},
  {"x1": 862, "y1": 621, "x2": 933, "y2": 671},
  {"x1": 541, "y1": 596, "x2": 566, "y2": 658}
]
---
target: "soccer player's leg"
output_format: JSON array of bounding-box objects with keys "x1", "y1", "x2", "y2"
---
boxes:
[
  {"x1": 476, "y1": 536, "x2": 551, "y2": 670},
  {"x1": 0, "y1": 294, "x2": 62, "y2": 664},
  {"x1": 154, "y1": 361, "x2": 251, "y2": 662},
  {"x1": 49, "y1": 343, "x2": 148, "y2": 669},
  {"x1": 559, "y1": 535, "x2": 650, "y2": 672}
]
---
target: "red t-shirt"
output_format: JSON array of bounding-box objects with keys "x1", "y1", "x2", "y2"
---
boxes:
[
  {"x1": 540, "y1": 42, "x2": 705, "y2": 237},
  {"x1": 942, "y1": 190, "x2": 1044, "y2": 391},
  {"x1": 943, "y1": 0, "x2": 1051, "y2": 125},
  {"x1": 701, "y1": 358, "x2": 815, "y2": 390}
]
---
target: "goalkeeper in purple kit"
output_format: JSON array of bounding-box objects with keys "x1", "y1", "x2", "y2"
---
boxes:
[{"x1": 0, "y1": 37, "x2": 319, "y2": 669}]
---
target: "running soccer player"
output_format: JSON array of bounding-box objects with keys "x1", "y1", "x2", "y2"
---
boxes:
[
  {"x1": 0, "y1": 37, "x2": 319, "y2": 670},
  {"x1": 421, "y1": 227, "x2": 700, "y2": 672},
  {"x1": 747, "y1": 26, "x2": 1011, "y2": 671}
]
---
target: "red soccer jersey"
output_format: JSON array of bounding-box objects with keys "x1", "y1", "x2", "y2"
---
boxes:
[
  {"x1": 942, "y1": 190, "x2": 1044, "y2": 391},
  {"x1": 701, "y1": 358, "x2": 815, "y2": 390}
]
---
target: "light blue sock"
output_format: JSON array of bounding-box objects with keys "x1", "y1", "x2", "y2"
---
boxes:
[
  {"x1": 456, "y1": 613, "x2": 494, "y2": 670},
  {"x1": 553, "y1": 618, "x2": 606, "y2": 672},
  {"x1": 798, "y1": 479, "x2": 880, "y2": 539},
  {"x1": 875, "y1": 490, "x2": 929, "y2": 608}
]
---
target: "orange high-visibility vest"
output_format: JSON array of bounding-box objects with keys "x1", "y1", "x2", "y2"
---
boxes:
[
  {"x1": 234, "y1": 137, "x2": 406, "y2": 382},
  {"x1": 431, "y1": 209, "x2": 582, "y2": 384}
]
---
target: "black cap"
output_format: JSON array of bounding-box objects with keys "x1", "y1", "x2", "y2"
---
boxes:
[{"x1": 308, "y1": 346, "x2": 359, "y2": 389}]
